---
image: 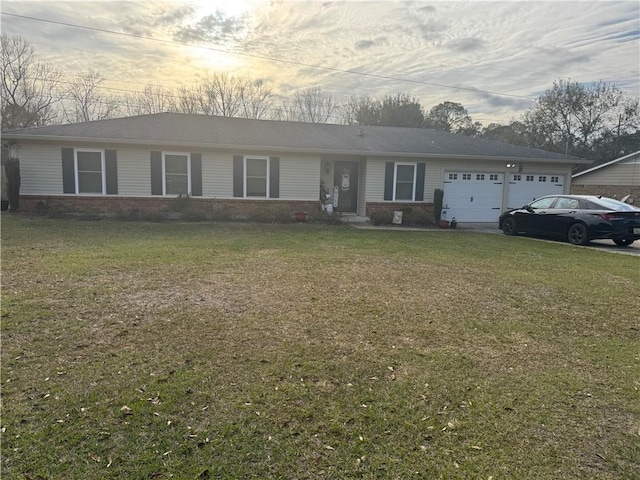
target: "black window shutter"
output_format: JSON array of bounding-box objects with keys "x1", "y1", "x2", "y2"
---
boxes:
[
  {"x1": 62, "y1": 147, "x2": 76, "y2": 194},
  {"x1": 191, "y1": 153, "x2": 202, "y2": 196},
  {"x1": 383, "y1": 162, "x2": 394, "y2": 201},
  {"x1": 150, "y1": 151, "x2": 162, "y2": 195},
  {"x1": 105, "y1": 149, "x2": 118, "y2": 194},
  {"x1": 233, "y1": 155, "x2": 244, "y2": 197},
  {"x1": 269, "y1": 156, "x2": 280, "y2": 198},
  {"x1": 415, "y1": 162, "x2": 425, "y2": 201}
]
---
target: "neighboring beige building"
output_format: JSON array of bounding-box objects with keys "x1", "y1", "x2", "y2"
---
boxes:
[{"x1": 571, "y1": 150, "x2": 640, "y2": 204}]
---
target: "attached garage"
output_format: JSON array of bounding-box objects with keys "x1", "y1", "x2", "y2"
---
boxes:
[
  {"x1": 442, "y1": 172, "x2": 504, "y2": 222},
  {"x1": 507, "y1": 174, "x2": 565, "y2": 209},
  {"x1": 442, "y1": 171, "x2": 568, "y2": 222}
]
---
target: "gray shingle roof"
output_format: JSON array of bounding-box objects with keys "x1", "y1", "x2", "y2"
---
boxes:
[{"x1": 3, "y1": 112, "x2": 588, "y2": 163}]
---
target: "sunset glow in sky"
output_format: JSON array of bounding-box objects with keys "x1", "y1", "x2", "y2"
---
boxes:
[{"x1": 2, "y1": 0, "x2": 638, "y2": 124}]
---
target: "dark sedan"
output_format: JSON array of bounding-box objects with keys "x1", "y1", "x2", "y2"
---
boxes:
[{"x1": 499, "y1": 195, "x2": 640, "y2": 246}]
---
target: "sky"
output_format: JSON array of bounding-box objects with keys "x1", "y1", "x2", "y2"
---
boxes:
[{"x1": 1, "y1": 0, "x2": 639, "y2": 125}]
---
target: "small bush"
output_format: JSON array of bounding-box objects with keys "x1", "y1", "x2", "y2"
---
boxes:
[
  {"x1": 309, "y1": 210, "x2": 343, "y2": 224},
  {"x1": 402, "y1": 208, "x2": 431, "y2": 226},
  {"x1": 170, "y1": 193, "x2": 191, "y2": 212},
  {"x1": 209, "y1": 205, "x2": 232, "y2": 221},
  {"x1": 247, "y1": 206, "x2": 294, "y2": 223},
  {"x1": 115, "y1": 209, "x2": 140, "y2": 221},
  {"x1": 182, "y1": 210, "x2": 207, "y2": 222},
  {"x1": 370, "y1": 209, "x2": 394, "y2": 226},
  {"x1": 139, "y1": 211, "x2": 167, "y2": 222}
]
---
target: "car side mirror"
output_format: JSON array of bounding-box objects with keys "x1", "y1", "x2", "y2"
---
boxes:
[{"x1": 524, "y1": 205, "x2": 534, "y2": 212}]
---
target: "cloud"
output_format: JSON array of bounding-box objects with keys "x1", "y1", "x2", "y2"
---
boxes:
[
  {"x1": 446, "y1": 37, "x2": 486, "y2": 52},
  {"x1": 174, "y1": 11, "x2": 247, "y2": 44},
  {"x1": 1, "y1": 0, "x2": 637, "y2": 125},
  {"x1": 354, "y1": 37, "x2": 389, "y2": 51},
  {"x1": 118, "y1": 3, "x2": 195, "y2": 34},
  {"x1": 474, "y1": 91, "x2": 533, "y2": 110}
]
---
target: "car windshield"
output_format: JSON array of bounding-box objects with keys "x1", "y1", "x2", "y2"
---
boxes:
[
  {"x1": 590, "y1": 197, "x2": 640, "y2": 211},
  {"x1": 529, "y1": 197, "x2": 556, "y2": 209}
]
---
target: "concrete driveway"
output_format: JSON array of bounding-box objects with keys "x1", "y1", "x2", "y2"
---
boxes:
[
  {"x1": 459, "y1": 223, "x2": 640, "y2": 256},
  {"x1": 350, "y1": 220, "x2": 640, "y2": 257}
]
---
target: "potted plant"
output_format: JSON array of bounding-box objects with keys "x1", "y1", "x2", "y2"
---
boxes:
[
  {"x1": 434, "y1": 188, "x2": 449, "y2": 228},
  {"x1": 293, "y1": 211, "x2": 308, "y2": 222}
]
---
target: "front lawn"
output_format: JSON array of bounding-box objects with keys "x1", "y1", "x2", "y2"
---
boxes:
[{"x1": 1, "y1": 216, "x2": 638, "y2": 479}]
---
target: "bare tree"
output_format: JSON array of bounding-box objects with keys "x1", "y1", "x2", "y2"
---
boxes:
[
  {"x1": 122, "y1": 84, "x2": 175, "y2": 116},
  {"x1": 290, "y1": 87, "x2": 339, "y2": 123},
  {"x1": 64, "y1": 70, "x2": 119, "y2": 123},
  {"x1": 196, "y1": 73, "x2": 245, "y2": 117},
  {"x1": 240, "y1": 79, "x2": 273, "y2": 119},
  {"x1": 1, "y1": 34, "x2": 62, "y2": 129},
  {"x1": 173, "y1": 85, "x2": 202, "y2": 114},
  {"x1": 522, "y1": 79, "x2": 639, "y2": 159},
  {"x1": 270, "y1": 98, "x2": 299, "y2": 122},
  {"x1": 340, "y1": 95, "x2": 370, "y2": 125}
]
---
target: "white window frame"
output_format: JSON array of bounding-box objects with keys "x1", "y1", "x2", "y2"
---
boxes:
[
  {"x1": 162, "y1": 152, "x2": 191, "y2": 196},
  {"x1": 75, "y1": 148, "x2": 106, "y2": 195},
  {"x1": 244, "y1": 155, "x2": 270, "y2": 198},
  {"x1": 393, "y1": 162, "x2": 417, "y2": 201}
]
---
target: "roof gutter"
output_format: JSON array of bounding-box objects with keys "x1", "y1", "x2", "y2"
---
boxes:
[{"x1": 3, "y1": 133, "x2": 592, "y2": 164}]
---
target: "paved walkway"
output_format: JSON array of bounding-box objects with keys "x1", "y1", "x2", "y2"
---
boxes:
[{"x1": 342, "y1": 216, "x2": 499, "y2": 233}]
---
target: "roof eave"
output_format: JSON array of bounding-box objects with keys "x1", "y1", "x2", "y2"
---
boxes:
[
  {"x1": 572, "y1": 150, "x2": 640, "y2": 177},
  {"x1": 3, "y1": 134, "x2": 590, "y2": 163}
]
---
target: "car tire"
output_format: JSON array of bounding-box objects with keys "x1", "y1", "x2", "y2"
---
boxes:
[
  {"x1": 613, "y1": 238, "x2": 635, "y2": 246},
  {"x1": 502, "y1": 217, "x2": 517, "y2": 236},
  {"x1": 567, "y1": 223, "x2": 589, "y2": 246}
]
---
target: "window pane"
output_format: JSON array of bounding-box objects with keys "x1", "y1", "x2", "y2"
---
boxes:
[
  {"x1": 395, "y1": 182, "x2": 413, "y2": 200},
  {"x1": 165, "y1": 155, "x2": 188, "y2": 174},
  {"x1": 396, "y1": 165, "x2": 414, "y2": 182},
  {"x1": 247, "y1": 177, "x2": 267, "y2": 197},
  {"x1": 247, "y1": 159, "x2": 267, "y2": 177},
  {"x1": 77, "y1": 151, "x2": 102, "y2": 172},
  {"x1": 166, "y1": 174, "x2": 188, "y2": 195},
  {"x1": 78, "y1": 172, "x2": 103, "y2": 193}
]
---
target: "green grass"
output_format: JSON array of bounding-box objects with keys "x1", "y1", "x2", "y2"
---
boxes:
[{"x1": 1, "y1": 216, "x2": 639, "y2": 479}]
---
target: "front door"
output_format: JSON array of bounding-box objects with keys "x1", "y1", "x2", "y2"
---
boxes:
[{"x1": 334, "y1": 161, "x2": 359, "y2": 213}]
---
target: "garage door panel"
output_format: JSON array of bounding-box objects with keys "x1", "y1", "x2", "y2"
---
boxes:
[
  {"x1": 443, "y1": 172, "x2": 503, "y2": 222},
  {"x1": 507, "y1": 174, "x2": 564, "y2": 210}
]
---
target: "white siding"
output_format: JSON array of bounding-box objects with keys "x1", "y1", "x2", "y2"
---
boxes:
[
  {"x1": 202, "y1": 151, "x2": 233, "y2": 197},
  {"x1": 364, "y1": 158, "x2": 388, "y2": 201},
  {"x1": 279, "y1": 154, "x2": 320, "y2": 200},
  {"x1": 16, "y1": 144, "x2": 63, "y2": 195},
  {"x1": 15, "y1": 142, "x2": 321, "y2": 200},
  {"x1": 117, "y1": 148, "x2": 151, "y2": 196}
]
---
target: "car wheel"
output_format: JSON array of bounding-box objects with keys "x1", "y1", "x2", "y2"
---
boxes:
[
  {"x1": 502, "y1": 217, "x2": 517, "y2": 236},
  {"x1": 613, "y1": 238, "x2": 635, "y2": 246},
  {"x1": 567, "y1": 223, "x2": 589, "y2": 246}
]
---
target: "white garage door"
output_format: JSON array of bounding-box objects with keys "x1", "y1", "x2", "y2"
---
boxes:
[
  {"x1": 507, "y1": 174, "x2": 565, "y2": 209},
  {"x1": 442, "y1": 172, "x2": 504, "y2": 222}
]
